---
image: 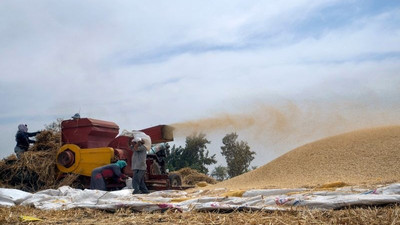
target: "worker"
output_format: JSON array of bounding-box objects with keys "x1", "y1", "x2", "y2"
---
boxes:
[
  {"x1": 90, "y1": 160, "x2": 128, "y2": 191},
  {"x1": 14, "y1": 124, "x2": 41, "y2": 159},
  {"x1": 150, "y1": 143, "x2": 169, "y2": 174},
  {"x1": 131, "y1": 137, "x2": 150, "y2": 194},
  {"x1": 71, "y1": 113, "x2": 80, "y2": 119}
]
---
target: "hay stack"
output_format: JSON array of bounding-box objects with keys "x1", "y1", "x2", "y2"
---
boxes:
[
  {"x1": 210, "y1": 126, "x2": 400, "y2": 190},
  {"x1": 172, "y1": 167, "x2": 217, "y2": 185},
  {"x1": 30, "y1": 130, "x2": 61, "y2": 152},
  {"x1": 0, "y1": 130, "x2": 78, "y2": 192}
]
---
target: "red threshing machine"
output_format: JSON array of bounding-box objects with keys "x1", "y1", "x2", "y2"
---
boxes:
[{"x1": 56, "y1": 117, "x2": 182, "y2": 191}]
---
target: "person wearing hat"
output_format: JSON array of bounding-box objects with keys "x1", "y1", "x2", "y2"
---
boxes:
[
  {"x1": 90, "y1": 160, "x2": 128, "y2": 191},
  {"x1": 14, "y1": 124, "x2": 41, "y2": 158},
  {"x1": 131, "y1": 137, "x2": 150, "y2": 194}
]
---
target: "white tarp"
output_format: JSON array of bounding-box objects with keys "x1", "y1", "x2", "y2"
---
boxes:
[
  {"x1": 2, "y1": 183, "x2": 400, "y2": 212},
  {"x1": 0, "y1": 188, "x2": 32, "y2": 206}
]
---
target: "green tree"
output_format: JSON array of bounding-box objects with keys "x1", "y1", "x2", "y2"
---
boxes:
[
  {"x1": 166, "y1": 145, "x2": 184, "y2": 171},
  {"x1": 167, "y1": 133, "x2": 217, "y2": 174},
  {"x1": 221, "y1": 132, "x2": 255, "y2": 178},
  {"x1": 211, "y1": 165, "x2": 228, "y2": 181}
]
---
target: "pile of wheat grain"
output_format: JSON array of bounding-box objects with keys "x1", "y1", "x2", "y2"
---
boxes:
[{"x1": 210, "y1": 126, "x2": 400, "y2": 190}]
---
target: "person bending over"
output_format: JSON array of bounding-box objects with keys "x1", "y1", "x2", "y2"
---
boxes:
[{"x1": 90, "y1": 160, "x2": 128, "y2": 191}]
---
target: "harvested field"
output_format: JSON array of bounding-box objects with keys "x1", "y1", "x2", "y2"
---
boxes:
[
  {"x1": 1, "y1": 205, "x2": 400, "y2": 224},
  {"x1": 209, "y1": 125, "x2": 400, "y2": 190}
]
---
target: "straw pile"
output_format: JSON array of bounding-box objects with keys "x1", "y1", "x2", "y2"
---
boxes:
[
  {"x1": 0, "y1": 130, "x2": 78, "y2": 192},
  {"x1": 210, "y1": 125, "x2": 400, "y2": 190},
  {"x1": 172, "y1": 167, "x2": 217, "y2": 185},
  {"x1": 1, "y1": 205, "x2": 399, "y2": 224}
]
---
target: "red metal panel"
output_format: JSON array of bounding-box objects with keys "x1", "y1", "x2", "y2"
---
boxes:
[
  {"x1": 61, "y1": 118, "x2": 119, "y2": 148},
  {"x1": 62, "y1": 118, "x2": 119, "y2": 129},
  {"x1": 140, "y1": 125, "x2": 174, "y2": 144},
  {"x1": 108, "y1": 136, "x2": 131, "y2": 151}
]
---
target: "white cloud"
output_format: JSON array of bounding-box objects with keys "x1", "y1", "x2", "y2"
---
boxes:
[{"x1": 0, "y1": 1, "x2": 399, "y2": 168}]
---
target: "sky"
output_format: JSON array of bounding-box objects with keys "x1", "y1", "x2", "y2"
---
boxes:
[{"x1": 0, "y1": 0, "x2": 399, "y2": 170}]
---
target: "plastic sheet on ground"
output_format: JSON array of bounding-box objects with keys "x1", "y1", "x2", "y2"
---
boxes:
[{"x1": 1, "y1": 183, "x2": 400, "y2": 212}]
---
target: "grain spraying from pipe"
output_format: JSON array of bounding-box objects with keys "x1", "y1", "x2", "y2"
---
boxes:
[{"x1": 171, "y1": 100, "x2": 400, "y2": 155}]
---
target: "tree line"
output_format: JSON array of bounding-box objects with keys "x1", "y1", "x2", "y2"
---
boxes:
[{"x1": 167, "y1": 132, "x2": 256, "y2": 181}]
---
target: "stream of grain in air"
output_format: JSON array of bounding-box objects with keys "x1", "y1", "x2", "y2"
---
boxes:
[{"x1": 170, "y1": 101, "x2": 400, "y2": 156}]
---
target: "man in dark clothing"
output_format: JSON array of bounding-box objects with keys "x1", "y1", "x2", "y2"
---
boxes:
[
  {"x1": 131, "y1": 137, "x2": 150, "y2": 194},
  {"x1": 90, "y1": 160, "x2": 128, "y2": 191},
  {"x1": 14, "y1": 124, "x2": 41, "y2": 158}
]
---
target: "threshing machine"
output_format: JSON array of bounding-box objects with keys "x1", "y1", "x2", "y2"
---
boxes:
[{"x1": 56, "y1": 117, "x2": 182, "y2": 190}]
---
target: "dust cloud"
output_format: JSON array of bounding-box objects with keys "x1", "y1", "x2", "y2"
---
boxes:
[{"x1": 170, "y1": 100, "x2": 400, "y2": 166}]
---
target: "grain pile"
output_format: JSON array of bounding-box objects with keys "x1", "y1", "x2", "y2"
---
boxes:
[{"x1": 210, "y1": 125, "x2": 400, "y2": 190}]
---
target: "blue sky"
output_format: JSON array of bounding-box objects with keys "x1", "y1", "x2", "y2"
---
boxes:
[{"x1": 0, "y1": 0, "x2": 399, "y2": 169}]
